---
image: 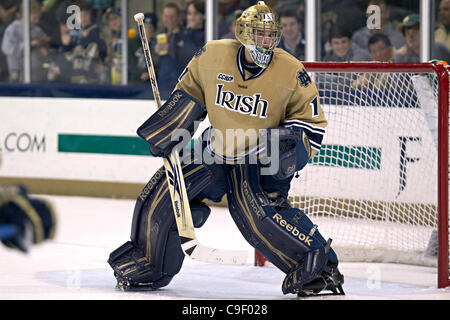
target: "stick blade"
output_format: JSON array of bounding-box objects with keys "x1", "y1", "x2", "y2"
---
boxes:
[{"x1": 189, "y1": 243, "x2": 249, "y2": 265}]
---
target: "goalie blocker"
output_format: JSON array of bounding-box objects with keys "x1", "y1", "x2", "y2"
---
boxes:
[
  {"x1": 108, "y1": 89, "x2": 343, "y2": 295},
  {"x1": 136, "y1": 89, "x2": 206, "y2": 157}
]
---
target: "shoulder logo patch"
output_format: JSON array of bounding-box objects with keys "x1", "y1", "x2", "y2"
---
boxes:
[{"x1": 297, "y1": 68, "x2": 312, "y2": 88}]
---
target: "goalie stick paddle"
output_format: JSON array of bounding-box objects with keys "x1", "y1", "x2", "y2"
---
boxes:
[{"x1": 133, "y1": 13, "x2": 248, "y2": 265}]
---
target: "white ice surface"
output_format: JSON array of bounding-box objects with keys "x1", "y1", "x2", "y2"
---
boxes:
[{"x1": 0, "y1": 195, "x2": 449, "y2": 300}]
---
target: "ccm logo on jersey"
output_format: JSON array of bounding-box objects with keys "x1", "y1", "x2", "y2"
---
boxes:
[
  {"x1": 215, "y1": 84, "x2": 268, "y2": 118},
  {"x1": 217, "y1": 73, "x2": 234, "y2": 82}
]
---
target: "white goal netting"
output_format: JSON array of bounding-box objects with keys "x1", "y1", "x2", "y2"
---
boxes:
[{"x1": 288, "y1": 67, "x2": 444, "y2": 268}]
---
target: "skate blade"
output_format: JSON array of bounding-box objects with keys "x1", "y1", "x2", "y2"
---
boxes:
[
  {"x1": 116, "y1": 281, "x2": 156, "y2": 292},
  {"x1": 297, "y1": 284, "x2": 345, "y2": 298}
]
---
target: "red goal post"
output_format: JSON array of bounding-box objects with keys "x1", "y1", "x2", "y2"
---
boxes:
[{"x1": 254, "y1": 62, "x2": 450, "y2": 289}]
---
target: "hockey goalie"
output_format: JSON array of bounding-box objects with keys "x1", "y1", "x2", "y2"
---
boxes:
[{"x1": 108, "y1": 1, "x2": 344, "y2": 297}]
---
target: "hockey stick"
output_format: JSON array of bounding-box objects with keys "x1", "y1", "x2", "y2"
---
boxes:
[{"x1": 133, "y1": 13, "x2": 248, "y2": 265}]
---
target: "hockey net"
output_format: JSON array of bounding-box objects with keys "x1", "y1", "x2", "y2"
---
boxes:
[{"x1": 254, "y1": 62, "x2": 450, "y2": 289}]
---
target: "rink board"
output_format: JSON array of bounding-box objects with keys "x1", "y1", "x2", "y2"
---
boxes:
[{"x1": 0, "y1": 97, "x2": 437, "y2": 204}]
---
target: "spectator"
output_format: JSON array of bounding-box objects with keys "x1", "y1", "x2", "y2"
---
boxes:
[
  {"x1": 351, "y1": 0, "x2": 406, "y2": 55},
  {"x1": 217, "y1": 0, "x2": 249, "y2": 38},
  {"x1": 156, "y1": 2, "x2": 183, "y2": 56},
  {"x1": 100, "y1": 7, "x2": 122, "y2": 84},
  {"x1": 352, "y1": 34, "x2": 395, "y2": 89},
  {"x1": 221, "y1": 9, "x2": 242, "y2": 40},
  {"x1": 85, "y1": 0, "x2": 115, "y2": 21},
  {"x1": 394, "y1": 14, "x2": 450, "y2": 63},
  {"x1": 156, "y1": 2, "x2": 184, "y2": 90},
  {"x1": 1, "y1": 0, "x2": 50, "y2": 82},
  {"x1": 0, "y1": 0, "x2": 20, "y2": 81},
  {"x1": 0, "y1": 1, "x2": 20, "y2": 37},
  {"x1": 48, "y1": 1, "x2": 74, "y2": 48},
  {"x1": 37, "y1": 0, "x2": 61, "y2": 53},
  {"x1": 272, "y1": 0, "x2": 304, "y2": 18},
  {"x1": 321, "y1": 0, "x2": 366, "y2": 53},
  {"x1": 175, "y1": 0, "x2": 205, "y2": 74},
  {"x1": 277, "y1": 9, "x2": 305, "y2": 61},
  {"x1": 435, "y1": 0, "x2": 450, "y2": 51},
  {"x1": 49, "y1": 0, "x2": 107, "y2": 83},
  {"x1": 0, "y1": 1, "x2": 19, "y2": 27},
  {"x1": 323, "y1": 25, "x2": 372, "y2": 61},
  {"x1": 46, "y1": 6, "x2": 76, "y2": 82},
  {"x1": 128, "y1": 12, "x2": 159, "y2": 85},
  {"x1": 180, "y1": 0, "x2": 195, "y2": 27},
  {"x1": 368, "y1": 33, "x2": 395, "y2": 62}
]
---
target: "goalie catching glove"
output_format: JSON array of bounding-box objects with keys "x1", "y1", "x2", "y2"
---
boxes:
[
  {"x1": 137, "y1": 89, "x2": 207, "y2": 157},
  {"x1": 259, "y1": 126, "x2": 311, "y2": 180}
]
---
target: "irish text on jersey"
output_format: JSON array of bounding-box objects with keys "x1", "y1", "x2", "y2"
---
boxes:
[{"x1": 215, "y1": 84, "x2": 268, "y2": 118}]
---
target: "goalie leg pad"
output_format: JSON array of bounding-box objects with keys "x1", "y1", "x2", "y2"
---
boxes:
[
  {"x1": 296, "y1": 259, "x2": 345, "y2": 297},
  {"x1": 108, "y1": 158, "x2": 213, "y2": 289},
  {"x1": 225, "y1": 164, "x2": 338, "y2": 275},
  {"x1": 137, "y1": 89, "x2": 206, "y2": 158}
]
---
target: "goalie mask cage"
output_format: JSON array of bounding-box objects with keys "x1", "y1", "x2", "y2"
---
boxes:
[{"x1": 254, "y1": 62, "x2": 450, "y2": 289}]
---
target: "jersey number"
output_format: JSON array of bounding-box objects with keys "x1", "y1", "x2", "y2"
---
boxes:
[{"x1": 310, "y1": 96, "x2": 319, "y2": 117}]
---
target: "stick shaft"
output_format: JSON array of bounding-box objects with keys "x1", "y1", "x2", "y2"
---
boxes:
[
  {"x1": 135, "y1": 17, "x2": 162, "y2": 108},
  {"x1": 134, "y1": 14, "x2": 195, "y2": 241}
]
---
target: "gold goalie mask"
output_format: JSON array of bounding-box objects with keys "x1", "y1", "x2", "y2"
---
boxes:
[{"x1": 235, "y1": 1, "x2": 282, "y2": 68}]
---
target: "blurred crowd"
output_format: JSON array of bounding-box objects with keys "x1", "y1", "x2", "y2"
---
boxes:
[{"x1": 0, "y1": 0, "x2": 449, "y2": 89}]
